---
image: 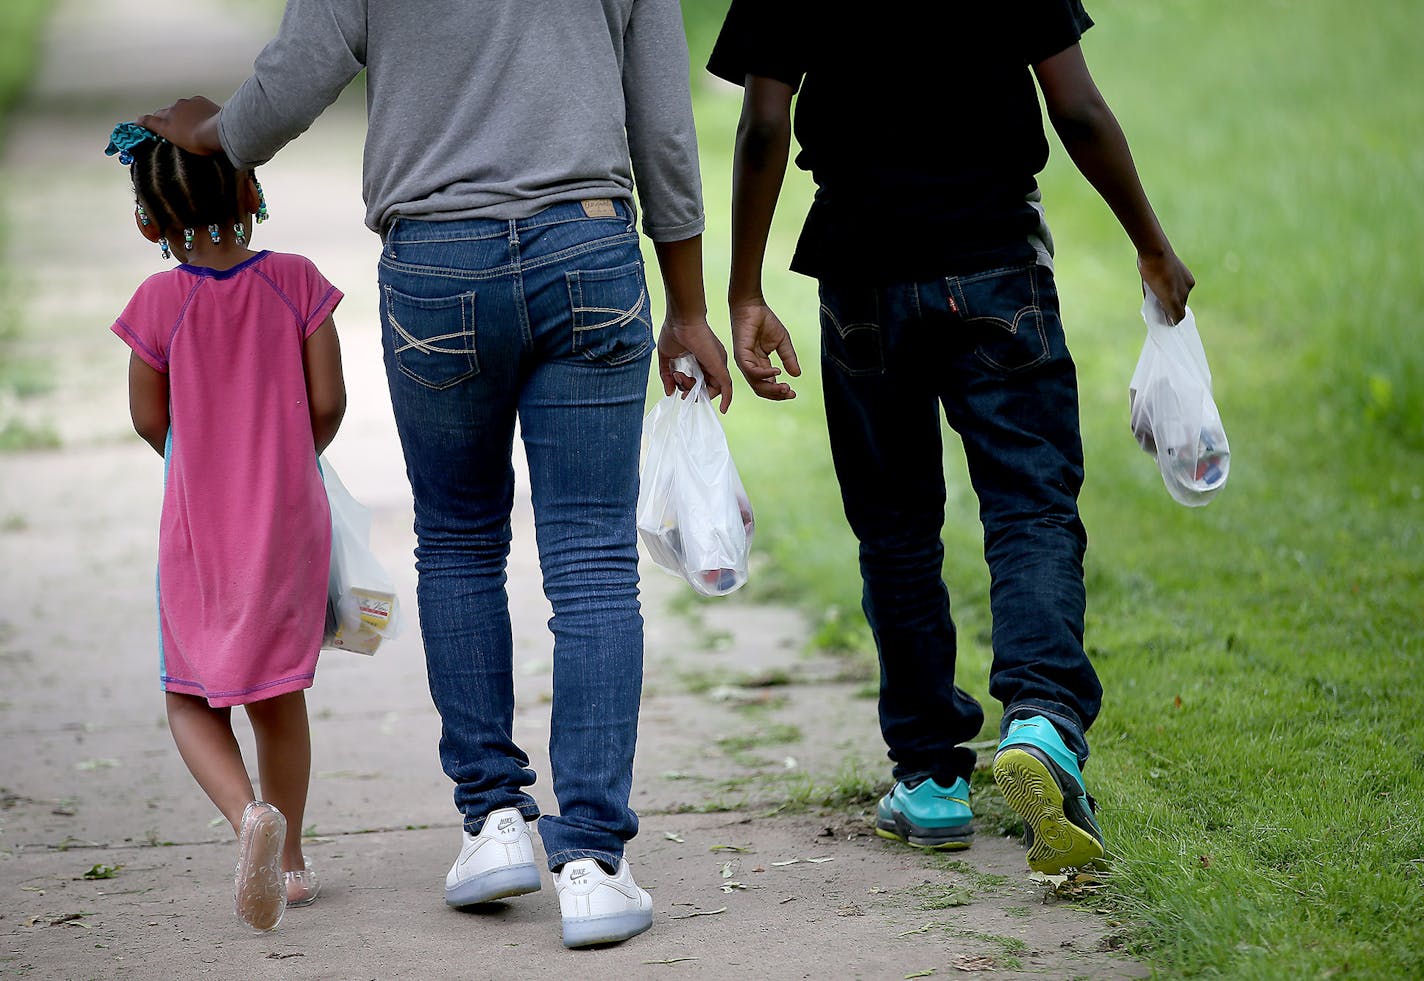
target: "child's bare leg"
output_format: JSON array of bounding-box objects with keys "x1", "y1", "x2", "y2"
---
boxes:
[
  {"x1": 165, "y1": 691, "x2": 255, "y2": 832},
  {"x1": 246, "y1": 690, "x2": 312, "y2": 873}
]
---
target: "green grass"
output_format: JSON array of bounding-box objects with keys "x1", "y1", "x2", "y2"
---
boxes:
[
  {"x1": 0, "y1": 0, "x2": 55, "y2": 448},
  {"x1": 677, "y1": 0, "x2": 1424, "y2": 976},
  {"x1": 0, "y1": 1, "x2": 47, "y2": 119},
  {"x1": 716, "y1": 723, "x2": 802, "y2": 754}
]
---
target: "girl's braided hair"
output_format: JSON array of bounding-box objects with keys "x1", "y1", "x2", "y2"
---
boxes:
[{"x1": 128, "y1": 138, "x2": 243, "y2": 237}]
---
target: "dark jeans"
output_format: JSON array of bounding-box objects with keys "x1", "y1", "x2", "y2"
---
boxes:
[
  {"x1": 818, "y1": 261, "x2": 1102, "y2": 785},
  {"x1": 378, "y1": 200, "x2": 650, "y2": 870}
]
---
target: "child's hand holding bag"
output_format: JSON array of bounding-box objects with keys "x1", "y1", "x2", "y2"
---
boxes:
[{"x1": 1128, "y1": 291, "x2": 1230, "y2": 506}]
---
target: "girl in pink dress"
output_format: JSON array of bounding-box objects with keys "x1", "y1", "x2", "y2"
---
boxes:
[{"x1": 106, "y1": 123, "x2": 346, "y2": 932}]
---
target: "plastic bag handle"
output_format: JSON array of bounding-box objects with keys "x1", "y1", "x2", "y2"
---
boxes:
[{"x1": 672, "y1": 353, "x2": 708, "y2": 401}]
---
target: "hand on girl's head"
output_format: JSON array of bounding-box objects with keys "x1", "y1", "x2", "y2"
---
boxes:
[{"x1": 136, "y1": 96, "x2": 224, "y2": 156}]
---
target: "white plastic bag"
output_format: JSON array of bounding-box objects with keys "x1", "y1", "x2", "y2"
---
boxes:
[
  {"x1": 1128, "y1": 292, "x2": 1230, "y2": 507},
  {"x1": 636, "y1": 355, "x2": 754, "y2": 596},
  {"x1": 320, "y1": 457, "x2": 401, "y2": 654}
]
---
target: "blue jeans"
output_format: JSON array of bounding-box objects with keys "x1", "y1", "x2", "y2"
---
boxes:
[
  {"x1": 818, "y1": 261, "x2": 1102, "y2": 786},
  {"x1": 378, "y1": 200, "x2": 650, "y2": 870}
]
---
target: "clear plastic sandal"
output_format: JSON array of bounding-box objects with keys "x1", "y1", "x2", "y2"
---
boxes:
[
  {"x1": 234, "y1": 801, "x2": 287, "y2": 931},
  {"x1": 285, "y1": 858, "x2": 321, "y2": 908}
]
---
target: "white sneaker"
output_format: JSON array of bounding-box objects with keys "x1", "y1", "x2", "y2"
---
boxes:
[
  {"x1": 555, "y1": 858, "x2": 653, "y2": 948},
  {"x1": 444, "y1": 807, "x2": 541, "y2": 907}
]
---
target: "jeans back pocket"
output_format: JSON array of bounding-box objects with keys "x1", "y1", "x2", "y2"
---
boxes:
[
  {"x1": 382, "y1": 285, "x2": 479, "y2": 390},
  {"x1": 949, "y1": 263, "x2": 1050, "y2": 375},
  {"x1": 566, "y1": 260, "x2": 653, "y2": 366},
  {"x1": 819, "y1": 286, "x2": 884, "y2": 376}
]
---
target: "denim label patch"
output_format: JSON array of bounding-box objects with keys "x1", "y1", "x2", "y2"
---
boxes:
[{"x1": 580, "y1": 199, "x2": 617, "y2": 218}]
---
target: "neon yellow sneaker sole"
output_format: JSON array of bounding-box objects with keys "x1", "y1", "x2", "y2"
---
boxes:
[
  {"x1": 872, "y1": 826, "x2": 973, "y2": 851},
  {"x1": 992, "y1": 748, "x2": 1104, "y2": 874}
]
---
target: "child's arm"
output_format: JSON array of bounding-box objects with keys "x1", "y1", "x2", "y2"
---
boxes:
[
  {"x1": 1033, "y1": 44, "x2": 1196, "y2": 323},
  {"x1": 128, "y1": 352, "x2": 170, "y2": 456},
  {"x1": 302, "y1": 316, "x2": 346, "y2": 454},
  {"x1": 728, "y1": 76, "x2": 802, "y2": 401}
]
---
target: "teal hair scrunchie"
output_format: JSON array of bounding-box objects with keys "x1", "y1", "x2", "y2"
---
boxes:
[{"x1": 104, "y1": 122, "x2": 159, "y2": 166}]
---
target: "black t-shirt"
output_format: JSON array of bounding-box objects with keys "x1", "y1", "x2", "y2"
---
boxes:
[{"x1": 708, "y1": 0, "x2": 1093, "y2": 283}]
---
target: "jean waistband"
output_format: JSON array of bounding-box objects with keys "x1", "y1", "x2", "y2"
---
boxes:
[{"x1": 385, "y1": 198, "x2": 635, "y2": 244}]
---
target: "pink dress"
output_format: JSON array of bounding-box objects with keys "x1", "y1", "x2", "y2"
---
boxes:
[{"x1": 112, "y1": 251, "x2": 342, "y2": 706}]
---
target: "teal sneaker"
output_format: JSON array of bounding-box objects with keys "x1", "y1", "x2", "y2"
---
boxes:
[
  {"x1": 993, "y1": 716, "x2": 1105, "y2": 873},
  {"x1": 874, "y1": 777, "x2": 974, "y2": 850}
]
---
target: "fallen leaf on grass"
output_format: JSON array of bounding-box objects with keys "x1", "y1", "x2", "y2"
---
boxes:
[
  {"x1": 720, "y1": 861, "x2": 735, "y2": 879},
  {"x1": 667, "y1": 907, "x2": 727, "y2": 920},
  {"x1": 1028, "y1": 869, "x2": 1105, "y2": 900},
  {"x1": 643, "y1": 957, "x2": 699, "y2": 965},
  {"x1": 664, "y1": 832, "x2": 685, "y2": 843},
  {"x1": 905, "y1": 971, "x2": 936, "y2": 979},
  {"x1": 709, "y1": 844, "x2": 750, "y2": 853},
  {"x1": 770, "y1": 859, "x2": 800, "y2": 868},
  {"x1": 81, "y1": 864, "x2": 121, "y2": 880},
  {"x1": 951, "y1": 955, "x2": 996, "y2": 972}
]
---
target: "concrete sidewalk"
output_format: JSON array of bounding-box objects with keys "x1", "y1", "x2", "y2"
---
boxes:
[{"x1": 0, "y1": 2, "x2": 1144, "y2": 977}]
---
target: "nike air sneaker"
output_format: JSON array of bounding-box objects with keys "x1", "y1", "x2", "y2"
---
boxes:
[
  {"x1": 993, "y1": 716, "x2": 1105, "y2": 873},
  {"x1": 444, "y1": 807, "x2": 542, "y2": 907},
  {"x1": 555, "y1": 857, "x2": 653, "y2": 949},
  {"x1": 874, "y1": 776, "x2": 974, "y2": 850}
]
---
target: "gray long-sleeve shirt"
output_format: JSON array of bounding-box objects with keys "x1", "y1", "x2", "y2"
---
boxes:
[{"x1": 219, "y1": 0, "x2": 704, "y2": 240}]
